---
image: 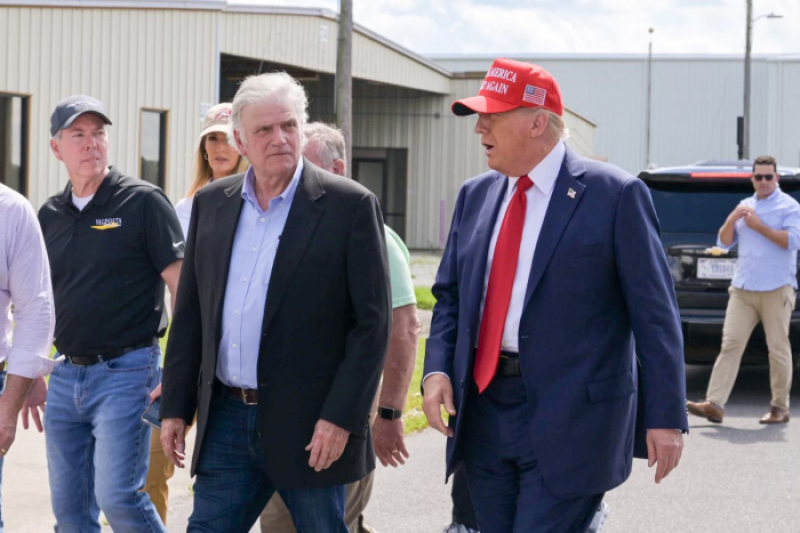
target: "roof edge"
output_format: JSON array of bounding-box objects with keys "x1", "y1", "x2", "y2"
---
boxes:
[
  {"x1": 223, "y1": 4, "x2": 338, "y2": 20},
  {"x1": 0, "y1": 0, "x2": 225, "y2": 8},
  {"x1": 223, "y1": 4, "x2": 452, "y2": 79},
  {"x1": 429, "y1": 52, "x2": 800, "y2": 63}
]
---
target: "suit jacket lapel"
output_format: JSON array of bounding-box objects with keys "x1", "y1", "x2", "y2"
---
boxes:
[
  {"x1": 214, "y1": 176, "x2": 246, "y2": 350},
  {"x1": 522, "y1": 147, "x2": 587, "y2": 310},
  {"x1": 261, "y1": 161, "x2": 324, "y2": 335},
  {"x1": 465, "y1": 175, "x2": 508, "y2": 337}
]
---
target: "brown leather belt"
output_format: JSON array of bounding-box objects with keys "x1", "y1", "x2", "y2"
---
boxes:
[
  {"x1": 225, "y1": 385, "x2": 258, "y2": 405},
  {"x1": 497, "y1": 351, "x2": 522, "y2": 377}
]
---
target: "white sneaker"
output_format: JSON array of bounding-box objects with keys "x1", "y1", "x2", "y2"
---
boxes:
[{"x1": 587, "y1": 501, "x2": 610, "y2": 533}]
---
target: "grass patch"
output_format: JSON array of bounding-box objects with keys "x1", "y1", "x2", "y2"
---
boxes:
[
  {"x1": 402, "y1": 337, "x2": 429, "y2": 434},
  {"x1": 414, "y1": 286, "x2": 436, "y2": 311}
]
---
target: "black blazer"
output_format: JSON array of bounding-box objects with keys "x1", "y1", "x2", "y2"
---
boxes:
[{"x1": 161, "y1": 159, "x2": 391, "y2": 488}]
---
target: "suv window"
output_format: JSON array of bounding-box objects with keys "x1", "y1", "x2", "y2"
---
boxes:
[{"x1": 641, "y1": 170, "x2": 800, "y2": 238}]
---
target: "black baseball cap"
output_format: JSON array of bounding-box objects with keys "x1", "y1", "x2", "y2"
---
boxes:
[{"x1": 50, "y1": 95, "x2": 112, "y2": 137}]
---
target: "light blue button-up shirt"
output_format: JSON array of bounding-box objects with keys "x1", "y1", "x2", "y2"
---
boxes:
[
  {"x1": 718, "y1": 186, "x2": 800, "y2": 291},
  {"x1": 216, "y1": 159, "x2": 303, "y2": 389}
]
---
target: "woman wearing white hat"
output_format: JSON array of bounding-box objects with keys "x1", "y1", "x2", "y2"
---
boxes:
[
  {"x1": 174, "y1": 102, "x2": 249, "y2": 238},
  {"x1": 144, "y1": 103, "x2": 248, "y2": 525}
]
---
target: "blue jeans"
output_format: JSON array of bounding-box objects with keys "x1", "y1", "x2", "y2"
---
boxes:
[
  {"x1": 188, "y1": 390, "x2": 347, "y2": 533},
  {"x1": 45, "y1": 346, "x2": 166, "y2": 533}
]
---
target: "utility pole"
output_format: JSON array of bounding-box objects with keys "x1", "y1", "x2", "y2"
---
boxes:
[
  {"x1": 646, "y1": 27, "x2": 654, "y2": 169},
  {"x1": 336, "y1": 0, "x2": 353, "y2": 174},
  {"x1": 743, "y1": 4, "x2": 783, "y2": 160},
  {"x1": 743, "y1": 0, "x2": 753, "y2": 160}
]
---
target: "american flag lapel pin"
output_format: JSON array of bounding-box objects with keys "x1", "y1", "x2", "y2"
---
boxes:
[{"x1": 567, "y1": 188, "x2": 576, "y2": 199}]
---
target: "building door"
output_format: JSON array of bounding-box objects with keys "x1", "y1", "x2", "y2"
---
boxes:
[
  {"x1": 352, "y1": 148, "x2": 407, "y2": 240},
  {"x1": 0, "y1": 93, "x2": 29, "y2": 195}
]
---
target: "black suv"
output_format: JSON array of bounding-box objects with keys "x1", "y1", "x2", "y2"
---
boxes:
[{"x1": 639, "y1": 160, "x2": 800, "y2": 365}]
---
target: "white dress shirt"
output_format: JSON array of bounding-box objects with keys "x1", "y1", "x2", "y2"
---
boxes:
[
  {"x1": 0, "y1": 184, "x2": 57, "y2": 378},
  {"x1": 423, "y1": 141, "x2": 566, "y2": 385},
  {"x1": 479, "y1": 141, "x2": 565, "y2": 352}
]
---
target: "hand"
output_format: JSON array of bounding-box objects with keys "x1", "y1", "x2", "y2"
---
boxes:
[
  {"x1": 160, "y1": 418, "x2": 187, "y2": 468},
  {"x1": 305, "y1": 419, "x2": 350, "y2": 472},
  {"x1": 21, "y1": 376, "x2": 47, "y2": 432},
  {"x1": 149, "y1": 383, "x2": 162, "y2": 402},
  {"x1": 730, "y1": 204, "x2": 754, "y2": 222},
  {"x1": 743, "y1": 211, "x2": 763, "y2": 230},
  {"x1": 422, "y1": 374, "x2": 456, "y2": 437},
  {"x1": 373, "y1": 417, "x2": 409, "y2": 467},
  {"x1": 0, "y1": 397, "x2": 19, "y2": 458},
  {"x1": 646, "y1": 428, "x2": 683, "y2": 484}
]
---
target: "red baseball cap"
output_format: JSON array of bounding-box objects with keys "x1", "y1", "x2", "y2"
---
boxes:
[{"x1": 452, "y1": 58, "x2": 563, "y2": 117}]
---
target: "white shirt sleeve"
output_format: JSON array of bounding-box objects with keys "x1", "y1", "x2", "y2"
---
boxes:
[{"x1": 3, "y1": 198, "x2": 57, "y2": 378}]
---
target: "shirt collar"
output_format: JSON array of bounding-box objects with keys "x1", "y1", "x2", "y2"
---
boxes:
[
  {"x1": 241, "y1": 158, "x2": 304, "y2": 214},
  {"x1": 507, "y1": 141, "x2": 565, "y2": 197},
  {"x1": 58, "y1": 166, "x2": 120, "y2": 207},
  {"x1": 753, "y1": 185, "x2": 781, "y2": 203}
]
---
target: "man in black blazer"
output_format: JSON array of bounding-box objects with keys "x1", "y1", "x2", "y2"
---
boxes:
[{"x1": 159, "y1": 72, "x2": 391, "y2": 532}]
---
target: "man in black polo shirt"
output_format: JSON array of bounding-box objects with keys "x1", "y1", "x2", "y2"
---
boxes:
[{"x1": 38, "y1": 95, "x2": 182, "y2": 533}]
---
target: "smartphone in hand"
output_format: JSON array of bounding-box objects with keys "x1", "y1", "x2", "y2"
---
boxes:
[{"x1": 142, "y1": 397, "x2": 162, "y2": 429}]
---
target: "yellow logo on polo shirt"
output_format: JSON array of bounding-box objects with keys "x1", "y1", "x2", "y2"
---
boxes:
[{"x1": 91, "y1": 218, "x2": 122, "y2": 230}]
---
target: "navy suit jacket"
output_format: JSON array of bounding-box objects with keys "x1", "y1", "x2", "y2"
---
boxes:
[{"x1": 424, "y1": 146, "x2": 689, "y2": 499}]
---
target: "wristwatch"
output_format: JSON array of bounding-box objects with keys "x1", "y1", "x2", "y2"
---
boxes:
[{"x1": 377, "y1": 406, "x2": 403, "y2": 420}]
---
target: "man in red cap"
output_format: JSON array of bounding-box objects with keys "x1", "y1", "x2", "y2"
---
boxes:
[{"x1": 422, "y1": 58, "x2": 688, "y2": 532}]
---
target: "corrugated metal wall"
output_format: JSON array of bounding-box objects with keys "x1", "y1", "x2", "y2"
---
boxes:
[
  {"x1": 0, "y1": 5, "x2": 596, "y2": 249},
  {"x1": 434, "y1": 55, "x2": 800, "y2": 175},
  {"x1": 0, "y1": 5, "x2": 452, "y2": 214},
  {"x1": 219, "y1": 12, "x2": 450, "y2": 95},
  {"x1": 0, "y1": 6, "x2": 217, "y2": 207}
]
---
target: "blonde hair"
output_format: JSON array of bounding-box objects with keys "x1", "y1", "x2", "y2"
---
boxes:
[{"x1": 185, "y1": 132, "x2": 249, "y2": 198}]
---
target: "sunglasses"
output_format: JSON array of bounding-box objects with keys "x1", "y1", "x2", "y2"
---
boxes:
[{"x1": 753, "y1": 174, "x2": 775, "y2": 181}]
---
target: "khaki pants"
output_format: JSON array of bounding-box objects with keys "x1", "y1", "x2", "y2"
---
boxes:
[
  {"x1": 143, "y1": 428, "x2": 173, "y2": 524},
  {"x1": 142, "y1": 420, "x2": 195, "y2": 524},
  {"x1": 259, "y1": 472, "x2": 376, "y2": 533},
  {"x1": 707, "y1": 284, "x2": 795, "y2": 409}
]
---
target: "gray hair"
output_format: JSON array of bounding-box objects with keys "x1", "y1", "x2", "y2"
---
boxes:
[
  {"x1": 53, "y1": 124, "x2": 108, "y2": 141},
  {"x1": 528, "y1": 108, "x2": 569, "y2": 141},
  {"x1": 304, "y1": 122, "x2": 346, "y2": 169},
  {"x1": 232, "y1": 72, "x2": 309, "y2": 142}
]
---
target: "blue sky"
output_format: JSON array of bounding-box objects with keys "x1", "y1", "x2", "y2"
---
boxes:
[{"x1": 234, "y1": 0, "x2": 800, "y2": 55}]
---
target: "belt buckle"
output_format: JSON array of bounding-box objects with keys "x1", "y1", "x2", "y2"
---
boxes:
[{"x1": 241, "y1": 389, "x2": 257, "y2": 406}]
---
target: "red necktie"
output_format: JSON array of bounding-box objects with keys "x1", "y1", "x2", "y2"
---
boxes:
[{"x1": 473, "y1": 175, "x2": 533, "y2": 392}]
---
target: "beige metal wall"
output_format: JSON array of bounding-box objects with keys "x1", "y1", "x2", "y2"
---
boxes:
[
  {"x1": 0, "y1": 6, "x2": 218, "y2": 208},
  {"x1": 219, "y1": 12, "x2": 451, "y2": 95},
  {"x1": 0, "y1": 4, "x2": 596, "y2": 250}
]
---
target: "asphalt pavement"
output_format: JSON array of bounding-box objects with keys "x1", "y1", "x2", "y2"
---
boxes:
[
  {"x1": 3, "y1": 253, "x2": 798, "y2": 532},
  {"x1": 4, "y1": 363, "x2": 797, "y2": 532}
]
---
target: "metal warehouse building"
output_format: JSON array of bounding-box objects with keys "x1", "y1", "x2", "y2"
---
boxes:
[
  {"x1": 0, "y1": 1, "x2": 600, "y2": 249},
  {"x1": 435, "y1": 54, "x2": 800, "y2": 178}
]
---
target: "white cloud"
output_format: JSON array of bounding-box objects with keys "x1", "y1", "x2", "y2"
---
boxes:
[{"x1": 230, "y1": 0, "x2": 800, "y2": 55}]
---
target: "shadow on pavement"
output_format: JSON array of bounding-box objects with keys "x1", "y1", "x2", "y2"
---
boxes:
[{"x1": 691, "y1": 423, "x2": 790, "y2": 444}]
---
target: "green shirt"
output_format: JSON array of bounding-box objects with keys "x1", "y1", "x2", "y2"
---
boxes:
[{"x1": 385, "y1": 225, "x2": 416, "y2": 309}]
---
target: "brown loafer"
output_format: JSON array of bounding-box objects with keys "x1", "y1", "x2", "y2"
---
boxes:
[
  {"x1": 759, "y1": 406, "x2": 790, "y2": 424},
  {"x1": 687, "y1": 400, "x2": 724, "y2": 423}
]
